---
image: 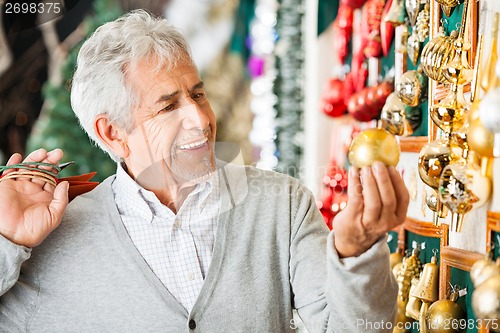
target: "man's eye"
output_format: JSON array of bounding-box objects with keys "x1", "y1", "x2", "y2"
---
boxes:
[
  {"x1": 192, "y1": 93, "x2": 204, "y2": 99},
  {"x1": 160, "y1": 104, "x2": 175, "y2": 112}
]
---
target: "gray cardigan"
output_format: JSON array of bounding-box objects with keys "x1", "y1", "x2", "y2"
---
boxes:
[{"x1": 0, "y1": 164, "x2": 397, "y2": 332}]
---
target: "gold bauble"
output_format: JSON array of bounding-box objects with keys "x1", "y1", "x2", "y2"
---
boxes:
[
  {"x1": 418, "y1": 139, "x2": 454, "y2": 190},
  {"x1": 430, "y1": 84, "x2": 468, "y2": 134},
  {"x1": 472, "y1": 276, "x2": 500, "y2": 327},
  {"x1": 380, "y1": 93, "x2": 422, "y2": 136},
  {"x1": 426, "y1": 297, "x2": 466, "y2": 333},
  {"x1": 395, "y1": 70, "x2": 428, "y2": 107},
  {"x1": 467, "y1": 118, "x2": 494, "y2": 158},
  {"x1": 390, "y1": 251, "x2": 404, "y2": 270},
  {"x1": 348, "y1": 128, "x2": 400, "y2": 168},
  {"x1": 471, "y1": 258, "x2": 500, "y2": 288}
]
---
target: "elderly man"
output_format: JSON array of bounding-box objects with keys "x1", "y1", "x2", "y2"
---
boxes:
[{"x1": 0, "y1": 10, "x2": 409, "y2": 332}]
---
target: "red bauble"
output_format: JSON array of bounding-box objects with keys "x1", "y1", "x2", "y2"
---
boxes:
[{"x1": 320, "y1": 78, "x2": 347, "y2": 117}]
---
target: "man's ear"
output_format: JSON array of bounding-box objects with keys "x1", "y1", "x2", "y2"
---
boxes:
[{"x1": 94, "y1": 114, "x2": 129, "y2": 158}]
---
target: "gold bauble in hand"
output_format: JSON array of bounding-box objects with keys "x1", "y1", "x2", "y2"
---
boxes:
[{"x1": 348, "y1": 128, "x2": 400, "y2": 168}]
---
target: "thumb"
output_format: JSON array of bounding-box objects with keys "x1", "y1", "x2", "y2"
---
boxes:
[{"x1": 49, "y1": 181, "x2": 69, "y2": 225}]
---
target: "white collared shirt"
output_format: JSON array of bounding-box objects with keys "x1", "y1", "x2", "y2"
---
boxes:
[{"x1": 112, "y1": 165, "x2": 220, "y2": 312}]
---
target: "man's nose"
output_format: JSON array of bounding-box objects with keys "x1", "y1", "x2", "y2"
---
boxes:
[{"x1": 181, "y1": 104, "x2": 209, "y2": 130}]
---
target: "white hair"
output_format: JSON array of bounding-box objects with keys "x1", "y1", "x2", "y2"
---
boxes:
[{"x1": 70, "y1": 10, "x2": 193, "y2": 161}]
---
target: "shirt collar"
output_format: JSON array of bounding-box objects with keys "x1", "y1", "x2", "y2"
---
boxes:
[{"x1": 112, "y1": 163, "x2": 217, "y2": 223}]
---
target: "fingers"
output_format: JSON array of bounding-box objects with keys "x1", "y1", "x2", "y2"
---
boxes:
[
  {"x1": 48, "y1": 181, "x2": 70, "y2": 227},
  {"x1": 360, "y1": 166, "x2": 382, "y2": 225},
  {"x1": 3, "y1": 153, "x2": 23, "y2": 175},
  {"x1": 371, "y1": 162, "x2": 397, "y2": 213},
  {"x1": 22, "y1": 148, "x2": 64, "y2": 187},
  {"x1": 347, "y1": 167, "x2": 363, "y2": 207},
  {"x1": 388, "y1": 166, "x2": 410, "y2": 221}
]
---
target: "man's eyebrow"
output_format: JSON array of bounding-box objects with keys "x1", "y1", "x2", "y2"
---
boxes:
[
  {"x1": 155, "y1": 91, "x2": 179, "y2": 104},
  {"x1": 154, "y1": 82, "x2": 204, "y2": 104},
  {"x1": 190, "y1": 81, "x2": 204, "y2": 92}
]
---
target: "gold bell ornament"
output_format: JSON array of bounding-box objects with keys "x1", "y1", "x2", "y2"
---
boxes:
[
  {"x1": 471, "y1": 256, "x2": 500, "y2": 331},
  {"x1": 348, "y1": 128, "x2": 400, "y2": 168},
  {"x1": 411, "y1": 252, "x2": 440, "y2": 333},
  {"x1": 381, "y1": 92, "x2": 422, "y2": 136},
  {"x1": 425, "y1": 289, "x2": 467, "y2": 333},
  {"x1": 406, "y1": 277, "x2": 423, "y2": 320}
]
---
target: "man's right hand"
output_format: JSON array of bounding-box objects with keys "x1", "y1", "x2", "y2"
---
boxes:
[{"x1": 0, "y1": 149, "x2": 69, "y2": 248}]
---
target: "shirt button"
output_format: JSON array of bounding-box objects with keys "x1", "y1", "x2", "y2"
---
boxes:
[
  {"x1": 189, "y1": 319, "x2": 196, "y2": 329},
  {"x1": 187, "y1": 273, "x2": 195, "y2": 281},
  {"x1": 174, "y1": 219, "x2": 182, "y2": 228}
]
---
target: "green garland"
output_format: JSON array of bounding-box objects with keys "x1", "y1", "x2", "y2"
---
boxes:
[
  {"x1": 27, "y1": 0, "x2": 123, "y2": 181},
  {"x1": 273, "y1": 0, "x2": 305, "y2": 178}
]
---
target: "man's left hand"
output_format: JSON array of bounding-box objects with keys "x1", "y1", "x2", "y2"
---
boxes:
[{"x1": 332, "y1": 161, "x2": 409, "y2": 258}]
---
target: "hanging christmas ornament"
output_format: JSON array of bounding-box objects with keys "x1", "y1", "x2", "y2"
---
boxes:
[
  {"x1": 390, "y1": 250, "x2": 404, "y2": 270},
  {"x1": 380, "y1": 0, "x2": 395, "y2": 57},
  {"x1": 320, "y1": 77, "x2": 348, "y2": 118},
  {"x1": 467, "y1": 26, "x2": 494, "y2": 176},
  {"x1": 380, "y1": 92, "x2": 422, "y2": 136},
  {"x1": 471, "y1": 256, "x2": 500, "y2": 331},
  {"x1": 333, "y1": 4, "x2": 354, "y2": 65},
  {"x1": 418, "y1": 138, "x2": 457, "y2": 224},
  {"x1": 361, "y1": 0, "x2": 385, "y2": 58},
  {"x1": 435, "y1": 0, "x2": 460, "y2": 18},
  {"x1": 420, "y1": 29, "x2": 459, "y2": 83},
  {"x1": 406, "y1": 277, "x2": 423, "y2": 320},
  {"x1": 405, "y1": 0, "x2": 422, "y2": 27},
  {"x1": 411, "y1": 252, "x2": 439, "y2": 332},
  {"x1": 395, "y1": 70, "x2": 428, "y2": 106},
  {"x1": 395, "y1": 248, "x2": 423, "y2": 332},
  {"x1": 415, "y1": 2, "x2": 430, "y2": 42},
  {"x1": 438, "y1": 155, "x2": 491, "y2": 232},
  {"x1": 480, "y1": 12, "x2": 499, "y2": 93},
  {"x1": 384, "y1": 0, "x2": 407, "y2": 27},
  {"x1": 442, "y1": 3, "x2": 473, "y2": 87},
  {"x1": 430, "y1": 84, "x2": 468, "y2": 134},
  {"x1": 426, "y1": 289, "x2": 467, "y2": 333},
  {"x1": 478, "y1": 86, "x2": 500, "y2": 135},
  {"x1": 407, "y1": 28, "x2": 422, "y2": 65},
  {"x1": 347, "y1": 80, "x2": 393, "y2": 121},
  {"x1": 348, "y1": 128, "x2": 400, "y2": 167}
]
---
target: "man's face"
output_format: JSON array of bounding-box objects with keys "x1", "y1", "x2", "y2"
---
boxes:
[{"x1": 122, "y1": 55, "x2": 217, "y2": 188}]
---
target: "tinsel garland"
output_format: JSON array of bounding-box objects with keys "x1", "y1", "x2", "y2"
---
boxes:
[
  {"x1": 28, "y1": 0, "x2": 122, "y2": 181},
  {"x1": 273, "y1": 0, "x2": 304, "y2": 178}
]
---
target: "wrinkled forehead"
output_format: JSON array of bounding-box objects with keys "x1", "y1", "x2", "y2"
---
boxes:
[{"x1": 124, "y1": 54, "x2": 197, "y2": 101}]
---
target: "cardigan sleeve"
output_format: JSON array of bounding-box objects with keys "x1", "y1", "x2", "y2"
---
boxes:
[
  {"x1": 289, "y1": 184, "x2": 397, "y2": 333},
  {"x1": 0, "y1": 234, "x2": 31, "y2": 296}
]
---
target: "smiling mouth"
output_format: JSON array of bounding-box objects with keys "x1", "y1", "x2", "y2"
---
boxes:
[{"x1": 178, "y1": 137, "x2": 208, "y2": 150}]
